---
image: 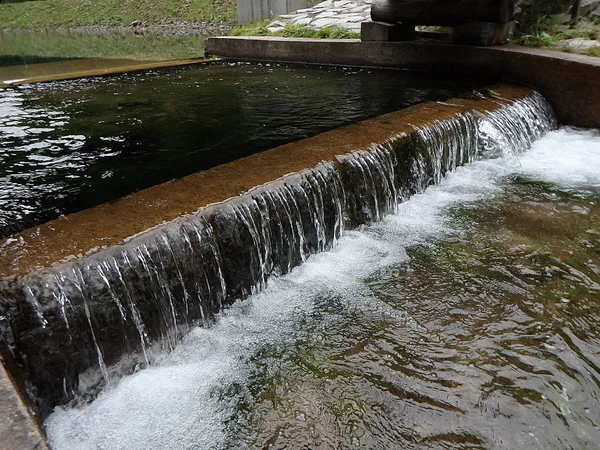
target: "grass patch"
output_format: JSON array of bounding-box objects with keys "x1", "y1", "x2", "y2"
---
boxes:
[
  {"x1": 229, "y1": 20, "x2": 272, "y2": 36},
  {"x1": 230, "y1": 22, "x2": 360, "y2": 39},
  {"x1": 0, "y1": 0, "x2": 236, "y2": 30},
  {"x1": 583, "y1": 46, "x2": 600, "y2": 57},
  {"x1": 518, "y1": 25, "x2": 600, "y2": 49},
  {"x1": 0, "y1": 30, "x2": 208, "y2": 63}
]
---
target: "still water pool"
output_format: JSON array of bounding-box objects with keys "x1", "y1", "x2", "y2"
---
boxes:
[
  {"x1": 46, "y1": 127, "x2": 600, "y2": 449},
  {"x1": 0, "y1": 62, "x2": 491, "y2": 236}
]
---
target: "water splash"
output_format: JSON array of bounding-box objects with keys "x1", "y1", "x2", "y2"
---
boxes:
[
  {"x1": 478, "y1": 90, "x2": 558, "y2": 160},
  {"x1": 45, "y1": 124, "x2": 600, "y2": 450}
]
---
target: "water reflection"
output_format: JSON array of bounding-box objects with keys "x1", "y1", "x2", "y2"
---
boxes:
[
  {"x1": 0, "y1": 30, "x2": 210, "y2": 86},
  {"x1": 0, "y1": 88, "x2": 78, "y2": 233},
  {"x1": 0, "y1": 62, "x2": 491, "y2": 236}
]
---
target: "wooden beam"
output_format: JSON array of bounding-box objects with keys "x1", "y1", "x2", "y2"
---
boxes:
[{"x1": 371, "y1": 0, "x2": 515, "y2": 26}]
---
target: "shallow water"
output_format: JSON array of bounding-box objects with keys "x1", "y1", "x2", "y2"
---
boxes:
[
  {"x1": 0, "y1": 62, "x2": 491, "y2": 236},
  {"x1": 45, "y1": 127, "x2": 600, "y2": 449}
]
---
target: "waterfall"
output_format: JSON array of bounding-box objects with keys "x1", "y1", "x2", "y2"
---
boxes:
[
  {"x1": 339, "y1": 111, "x2": 481, "y2": 225},
  {"x1": 0, "y1": 89, "x2": 558, "y2": 421},
  {"x1": 478, "y1": 90, "x2": 558, "y2": 158}
]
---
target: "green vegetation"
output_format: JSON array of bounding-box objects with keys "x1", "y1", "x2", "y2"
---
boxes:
[
  {"x1": 229, "y1": 22, "x2": 360, "y2": 39},
  {"x1": 0, "y1": 0, "x2": 236, "y2": 30},
  {"x1": 228, "y1": 20, "x2": 276, "y2": 37},
  {"x1": 514, "y1": 1, "x2": 600, "y2": 56},
  {"x1": 0, "y1": 31, "x2": 208, "y2": 64},
  {"x1": 516, "y1": 16, "x2": 599, "y2": 48},
  {"x1": 582, "y1": 46, "x2": 600, "y2": 56}
]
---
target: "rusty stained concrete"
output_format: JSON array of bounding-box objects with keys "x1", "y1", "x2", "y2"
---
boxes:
[
  {"x1": 204, "y1": 37, "x2": 600, "y2": 130},
  {"x1": 0, "y1": 84, "x2": 532, "y2": 280}
]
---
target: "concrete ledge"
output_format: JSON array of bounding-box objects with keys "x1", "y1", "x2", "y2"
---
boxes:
[
  {"x1": 204, "y1": 37, "x2": 600, "y2": 129},
  {"x1": 0, "y1": 362, "x2": 48, "y2": 449},
  {"x1": 1, "y1": 58, "x2": 213, "y2": 88},
  {"x1": 0, "y1": 84, "x2": 529, "y2": 280}
]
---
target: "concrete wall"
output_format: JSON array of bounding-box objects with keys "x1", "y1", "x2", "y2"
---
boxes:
[
  {"x1": 237, "y1": 0, "x2": 309, "y2": 23},
  {"x1": 204, "y1": 37, "x2": 600, "y2": 129},
  {"x1": 0, "y1": 363, "x2": 48, "y2": 450}
]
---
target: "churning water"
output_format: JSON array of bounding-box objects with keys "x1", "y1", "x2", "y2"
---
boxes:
[{"x1": 44, "y1": 126, "x2": 600, "y2": 449}]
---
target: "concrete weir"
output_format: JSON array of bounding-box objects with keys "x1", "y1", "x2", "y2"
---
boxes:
[
  {"x1": 204, "y1": 37, "x2": 600, "y2": 129},
  {"x1": 0, "y1": 85, "x2": 554, "y2": 447}
]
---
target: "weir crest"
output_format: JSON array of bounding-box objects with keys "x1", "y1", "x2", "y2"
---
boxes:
[{"x1": 0, "y1": 87, "x2": 557, "y2": 424}]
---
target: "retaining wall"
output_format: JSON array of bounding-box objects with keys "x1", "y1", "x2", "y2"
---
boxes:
[{"x1": 204, "y1": 37, "x2": 600, "y2": 129}]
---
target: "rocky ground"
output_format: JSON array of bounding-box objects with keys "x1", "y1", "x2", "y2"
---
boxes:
[{"x1": 267, "y1": 0, "x2": 371, "y2": 33}]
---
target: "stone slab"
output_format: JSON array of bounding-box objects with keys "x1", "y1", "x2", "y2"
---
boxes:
[
  {"x1": 581, "y1": 0, "x2": 600, "y2": 15},
  {"x1": 559, "y1": 37, "x2": 600, "y2": 50},
  {"x1": 204, "y1": 37, "x2": 600, "y2": 129},
  {"x1": 267, "y1": 0, "x2": 372, "y2": 31}
]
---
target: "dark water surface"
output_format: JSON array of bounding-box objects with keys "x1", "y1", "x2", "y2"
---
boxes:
[
  {"x1": 46, "y1": 128, "x2": 600, "y2": 449},
  {"x1": 0, "y1": 62, "x2": 490, "y2": 236}
]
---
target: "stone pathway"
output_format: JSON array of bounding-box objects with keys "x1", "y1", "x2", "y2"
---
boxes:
[
  {"x1": 268, "y1": 0, "x2": 371, "y2": 33},
  {"x1": 558, "y1": 38, "x2": 600, "y2": 52}
]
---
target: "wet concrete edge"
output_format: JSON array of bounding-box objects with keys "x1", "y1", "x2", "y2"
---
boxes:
[
  {"x1": 0, "y1": 361, "x2": 48, "y2": 450},
  {"x1": 0, "y1": 58, "x2": 214, "y2": 88},
  {"x1": 203, "y1": 37, "x2": 600, "y2": 129},
  {"x1": 0, "y1": 84, "x2": 531, "y2": 279}
]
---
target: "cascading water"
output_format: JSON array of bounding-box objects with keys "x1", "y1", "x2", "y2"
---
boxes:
[
  {"x1": 477, "y1": 90, "x2": 558, "y2": 158},
  {"x1": 0, "y1": 165, "x2": 347, "y2": 417},
  {"x1": 0, "y1": 89, "x2": 558, "y2": 429},
  {"x1": 339, "y1": 111, "x2": 480, "y2": 224}
]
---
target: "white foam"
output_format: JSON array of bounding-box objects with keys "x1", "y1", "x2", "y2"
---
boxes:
[
  {"x1": 517, "y1": 127, "x2": 600, "y2": 189},
  {"x1": 45, "y1": 127, "x2": 600, "y2": 449}
]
